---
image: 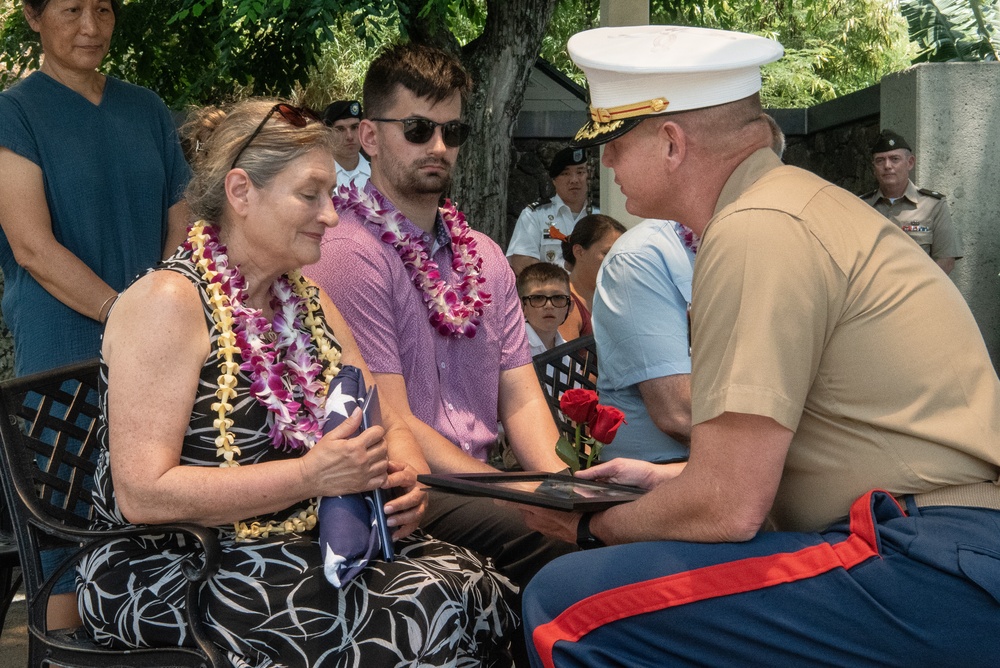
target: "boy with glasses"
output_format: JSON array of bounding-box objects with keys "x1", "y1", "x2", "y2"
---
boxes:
[
  {"x1": 517, "y1": 263, "x2": 573, "y2": 356},
  {"x1": 306, "y1": 42, "x2": 574, "y2": 601}
]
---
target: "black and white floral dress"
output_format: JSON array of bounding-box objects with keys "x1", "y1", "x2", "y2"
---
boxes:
[{"x1": 77, "y1": 252, "x2": 518, "y2": 667}]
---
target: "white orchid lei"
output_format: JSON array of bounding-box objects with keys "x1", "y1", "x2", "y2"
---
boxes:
[
  {"x1": 334, "y1": 183, "x2": 492, "y2": 337},
  {"x1": 185, "y1": 222, "x2": 342, "y2": 539}
]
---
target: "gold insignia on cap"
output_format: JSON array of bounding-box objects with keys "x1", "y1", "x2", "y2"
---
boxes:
[
  {"x1": 575, "y1": 119, "x2": 624, "y2": 142},
  {"x1": 589, "y1": 97, "x2": 669, "y2": 124}
]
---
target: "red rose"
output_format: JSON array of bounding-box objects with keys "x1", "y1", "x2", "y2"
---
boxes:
[
  {"x1": 559, "y1": 389, "x2": 599, "y2": 424},
  {"x1": 588, "y1": 405, "x2": 626, "y2": 444}
]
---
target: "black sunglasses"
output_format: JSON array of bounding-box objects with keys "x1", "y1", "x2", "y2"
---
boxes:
[
  {"x1": 231, "y1": 103, "x2": 319, "y2": 170},
  {"x1": 522, "y1": 294, "x2": 571, "y2": 308},
  {"x1": 371, "y1": 117, "x2": 471, "y2": 148}
]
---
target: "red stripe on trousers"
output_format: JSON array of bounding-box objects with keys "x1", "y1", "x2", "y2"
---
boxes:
[{"x1": 533, "y1": 490, "x2": 901, "y2": 668}]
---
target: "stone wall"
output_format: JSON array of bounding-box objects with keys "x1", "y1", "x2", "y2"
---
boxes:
[
  {"x1": 881, "y1": 63, "x2": 1000, "y2": 368},
  {"x1": 782, "y1": 119, "x2": 881, "y2": 196}
]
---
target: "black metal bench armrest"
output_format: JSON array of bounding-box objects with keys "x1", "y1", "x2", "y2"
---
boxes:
[
  {"x1": 28, "y1": 522, "x2": 225, "y2": 668},
  {"x1": 36, "y1": 520, "x2": 222, "y2": 583}
]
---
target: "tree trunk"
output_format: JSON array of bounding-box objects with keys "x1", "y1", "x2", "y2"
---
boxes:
[{"x1": 453, "y1": 0, "x2": 559, "y2": 246}]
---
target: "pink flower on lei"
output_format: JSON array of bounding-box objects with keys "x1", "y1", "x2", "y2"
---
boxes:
[
  {"x1": 334, "y1": 183, "x2": 492, "y2": 338},
  {"x1": 183, "y1": 224, "x2": 331, "y2": 453}
]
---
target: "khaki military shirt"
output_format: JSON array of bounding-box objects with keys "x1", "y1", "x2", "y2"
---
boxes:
[
  {"x1": 691, "y1": 148, "x2": 1000, "y2": 532},
  {"x1": 863, "y1": 181, "x2": 962, "y2": 260}
]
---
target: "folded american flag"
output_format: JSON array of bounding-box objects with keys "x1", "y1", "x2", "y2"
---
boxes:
[{"x1": 317, "y1": 365, "x2": 379, "y2": 588}]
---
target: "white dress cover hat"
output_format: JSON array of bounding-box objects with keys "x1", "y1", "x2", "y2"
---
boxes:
[{"x1": 568, "y1": 25, "x2": 784, "y2": 147}]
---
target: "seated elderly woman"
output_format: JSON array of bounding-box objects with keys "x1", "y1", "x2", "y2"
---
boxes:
[{"x1": 77, "y1": 100, "x2": 517, "y2": 667}]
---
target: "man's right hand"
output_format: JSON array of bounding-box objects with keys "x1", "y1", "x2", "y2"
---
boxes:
[{"x1": 574, "y1": 458, "x2": 686, "y2": 491}]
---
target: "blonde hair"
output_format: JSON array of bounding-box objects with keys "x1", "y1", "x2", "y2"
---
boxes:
[
  {"x1": 178, "y1": 105, "x2": 228, "y2": 164},
  {"x1": 184, "y1": 99, "x2": 336, "y2": 223}
]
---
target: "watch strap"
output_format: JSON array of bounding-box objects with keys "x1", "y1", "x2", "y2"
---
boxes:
[{"x1": 576, "y1": 511, "x2": 606, "y2": 549}]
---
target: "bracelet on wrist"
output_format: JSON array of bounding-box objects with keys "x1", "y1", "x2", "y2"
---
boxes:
[{"x1": 98, "y1": 293, "x2": 118, "y2": 323}]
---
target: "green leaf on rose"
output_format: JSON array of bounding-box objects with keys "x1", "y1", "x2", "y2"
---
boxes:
[{"x1": 555, "y1": 436, "x2": 580, "y2": 472}]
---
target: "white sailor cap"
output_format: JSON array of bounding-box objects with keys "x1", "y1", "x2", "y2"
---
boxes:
[{"x1": 568, "y1": 25, "x2": 783, "y2": 147}]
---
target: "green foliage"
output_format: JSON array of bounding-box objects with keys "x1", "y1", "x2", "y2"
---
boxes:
[
  {"x1": 0, "y1": 0, "x2": 928, "y2": 110},
  {"x1": 338, "y1": 0, "x2": 408, "y2": 45},
  {"x1": 901, "y1": 0, "x2": 1000, "y2": 61},
  {"x1": 428, "y1": 0, "x2": 484, "y2": 40},
  {"x1": 533, "y1": 0, "x2": 912, "y2": 108},
  {"x1": 335, "y1": 0, "x2": 474, "y2": 51},
  {"x1": 540, "y1": 0, "x2": 598, "y2": 86},
  {"x1": 0, "y1": 4, "x2": 40, "y2": 85},
  {"x1": 1, "y1": 0, "x2": 346, "y2": 106},
  {"x1": 296, "y1": 0, "x2": 490, "y2": 106},
  {"x1": 445, "y1": 0, "x2": 485, "y2": 45},
  {"x1": 294, "y1": 11, "x2": 399, "y2": 110},
  {"x1": 648, "y1": 0, "x2": 913, "y2": 108}
]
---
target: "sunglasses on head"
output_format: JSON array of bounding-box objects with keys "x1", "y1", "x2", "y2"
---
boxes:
[
  {"x1": 522, "y1": 294, "x2": 571, "y2": 309},
  {"x1": 371, "y1": 117, "x2": 471, "y2": 148},
  {"x1": 231, "y1": 103, "x2": 319, "y2": 170}
]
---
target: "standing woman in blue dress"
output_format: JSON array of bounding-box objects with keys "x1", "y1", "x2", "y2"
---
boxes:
[{"x1": 0, "y1": 0, "x2": 190, "y2": 629}]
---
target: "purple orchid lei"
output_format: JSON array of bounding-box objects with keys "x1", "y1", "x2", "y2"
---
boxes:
[
  {"x1": 185, "y1": 222, "x2": 341, "y2": 457},
  {"x1": 334, "y1": 183, "x2": 492, "y2": 338},
  {"x1": 672, "y1": 221, "x2": 701, "y2": 254}
]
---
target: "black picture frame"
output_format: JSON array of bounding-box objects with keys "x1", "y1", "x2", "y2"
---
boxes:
[{"x1": 417, "y1": 471, "x2": 645, "y2": 512}]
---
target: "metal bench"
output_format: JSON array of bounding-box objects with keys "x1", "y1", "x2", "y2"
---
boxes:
[{"x1": 0, "y1": 360, "x2": 224, "y2": 667}]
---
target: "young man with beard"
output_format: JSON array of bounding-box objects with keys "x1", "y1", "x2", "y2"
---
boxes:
[
  {"x1": 306, "y1": 43, "x2": 573, "y2": 596},
  {"x1": 512, "y1": 26, "x2": 1000, "y2": 668}
]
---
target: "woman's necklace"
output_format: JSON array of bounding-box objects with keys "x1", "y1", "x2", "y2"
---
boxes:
[
  {"x1": 334, "y1": 183, "x2": 492, "y2": 337},
  {"x1": 185, "y1": 222, "x2": 342, "y2": 539},
  {"x1": 186, "y1": 221, "x2": 341, "y2": 456}
]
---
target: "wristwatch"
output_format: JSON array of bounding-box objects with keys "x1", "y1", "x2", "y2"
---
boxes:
[{"x1": 576, "y1": 512, "x2": 606, "y2": 550}]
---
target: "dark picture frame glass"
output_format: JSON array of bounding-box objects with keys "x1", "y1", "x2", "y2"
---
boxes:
[{"x1": 417, "y1": 471, "x2": 645, "y2": 512}]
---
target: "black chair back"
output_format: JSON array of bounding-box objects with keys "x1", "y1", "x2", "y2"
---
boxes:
[
  {"x1": 0, "y1": 360, "x2": 224, "y2": 667},
  {"x1": 532, "y1": 335, "x2": 599, "y2": 442}
]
